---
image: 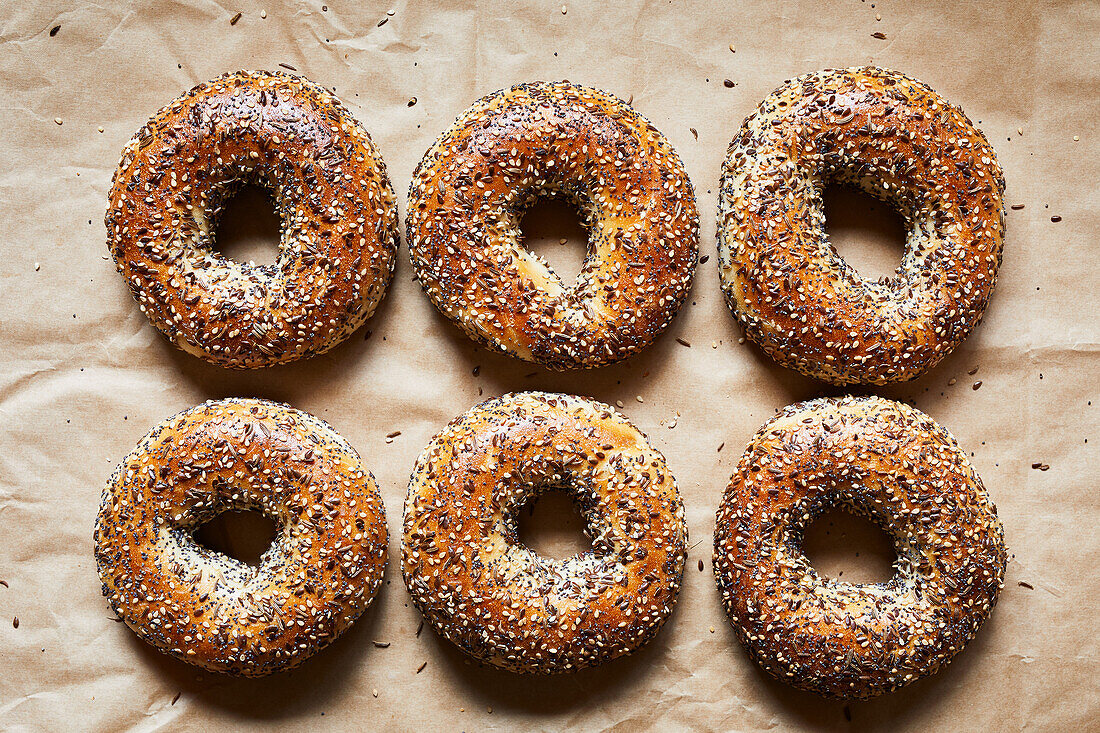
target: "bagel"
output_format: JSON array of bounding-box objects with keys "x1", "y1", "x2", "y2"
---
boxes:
[
  {"x1": 402, "y1": 391, "x2": 687, "y2": 673},
  {"x1": 106, "y1": 70, "x2": 399, "y2": 368},
  {"x1": 713, "y1": 395, "x2": 1006, "y2": 699},
  {"x1": 94, "y1": 398, "x2": 388, "y2": 677},
  {"x1": 406, "y1": 82, "x2": 699, "y2": 369},
  {"x1": 717, "y1": 67, "x2": 1005, "y2": 385}
]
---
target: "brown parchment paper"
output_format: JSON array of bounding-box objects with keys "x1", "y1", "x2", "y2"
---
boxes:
[{"x1": 2, "y1": 1, "x2": 1098, "y2": 730}]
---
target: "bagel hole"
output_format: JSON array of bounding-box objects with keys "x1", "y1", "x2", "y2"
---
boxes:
[
  {"x1": 212, "y1": 184, "x2": 281, "y2": 266},
  {"x1": 803, "y1": 506, "x2": 896, "y2": 584},
  {"x1": 518, "y1": 198, "x2": 589, "y2": 286},
  {"x1": 516, "y1": 489, "x2": 593, "y2": 561},
  {"x1": 194, "y1": 510, "x2": 279, "y2": 566},
  {"x1": 822, "y1": 184, "x2": 906, "y2": 281}
]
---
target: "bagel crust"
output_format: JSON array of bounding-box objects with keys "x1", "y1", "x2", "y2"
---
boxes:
[
  {"x1": 106, "y1": 70, "x2": 399, "y2": 368},
  {"x1": 717, "y1": 67, "x2": 1006, "y2": 385},
  {"x1": 402, "y1": 392, "x2": 687, "y2": 673},
  {"x1": 94, "y1": 398, "x2": 388, "y2": 677},
  {"x1": 713, "y1": 396, "x2": 1006, "y2": 699},
  {"x1": 407, "y1": 82, "x2": 699, "y2": 369}
]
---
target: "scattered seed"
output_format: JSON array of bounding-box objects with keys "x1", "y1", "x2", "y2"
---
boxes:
[
  {"x1": 968, "y1": 366, "x2": 979, "y2": 375},
  {"x1": 35, "y1": 263, "x2": 41, "y2": 271},
  {"x1": 0, "y1": 580, "x2": 7, "y2": 588},
  {"x1": 709, "y1": 626, "x2": 715, "y2": 633},
  {"x1": 54, "y1": 118, "x2": 63, "y2": 125},
  {"x1": 230, "y1": 12, "x2": 242, "y2": 24},
  {"x1": 416, "y1": 661, "x2": 427, "y2": 673},
  {"x1": 561, "y1": 4, "x2": 567, "y2": 13},
  {"x1": 261, "y1": 10, "x2": 267, "y2": 18},
  {"x1": 635, "y1": 395, "x2": 644, "y2": 403},
  {"x1": 416, "y1": 620, "x2": 424, "y2": 637},
  {"x1": 278, "y1": 63, "x2": 297, "y2": 71},
  {"x1": 728, "y1": 44, "x2": 735, "y2": 52},
  {"x1": 408, "y1": 97, "x2": 417, "y2": 107},
  {"x1": 699, "y1": 254, "x2": 709, "y2": 264},
  {"x1": 689, "y1": 127, "x2": 698, "y2": 140},
  {"x1": 717, "y1": 442, "x2": 725, "y2": 452},
  {"x1": 171, "y1": 692, "x2": 181, "y2": 705},
  {"x1": 1031, "y1": 462, "x2": 1043, "y2": 469},
  {"x1": 711, "y1": 341, "x2": 718, "y2": 349},
  {"x1": 972, "y1": 381, "x2": 983, "y2": 390},
  {"x1": 1073, "y1": 135, "x2": 1080, "y2": 141},
  {"x1": 615, "y1": 400, "x2": 624, "y2": 408},
  {"x1": 1050, "y1": 215, "x2": 1062, "y2": 222},
  {"x1": 372, "y1": 688, "x2": 379, "y2": 697},
  {"x1": 676, "y1": 338, "x2": 691, "y2": 347},
  {"x1": 1010, "y1": 203, "x2": 1025, "y2": 210},
  {"x1": 871, "y1": 31, "x2": 887, "y2": 39},
  {"x1": 12, "y1": 617, "x2": 18, "y2": 628},
  {"x1": 472, "y1": 365, "x2": 480, "y2": 377},
  {"x1": 1017, "y1": 126, "x2": 1023, "y2": 135},
  {"x1": 1018, "y1": 581, "x2": 1034, "y2": 589},
  {"x1": 373, "y1": 640, "x2": 391, "y2": 648},
  {"x1": 698, "y1": 559, "x2": 704, "y2": 572},
  {"x1": 377, "y1": 17, "x2": 389, "y2": 26},
  {"x1": 875, "y1": 13, "x2": 881, "y2": 20},
  {"x1": 723, "y1": 79, "x2": 735, "y2": 88},
  {"x1": 1039, "y1": 464, "x2": 1050, "y2": 471},
  {"x1": 948, "y1": 378, "x2": 957, "y2": 386},
  {"x1": 737, "y1": 337, "x2": 745, "y2": 344},
  {"x1": 50, "y1": 25, "x2": 61, "y2": 36}
]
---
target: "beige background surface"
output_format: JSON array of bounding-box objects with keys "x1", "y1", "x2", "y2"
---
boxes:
[{"x1": 2, "y1": 1, "x2": 1098, "y2": 731}]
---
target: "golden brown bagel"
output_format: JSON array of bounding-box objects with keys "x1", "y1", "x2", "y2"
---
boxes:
[
  {"x1": 407, "y1": 82, "x2": 698, "y2": 369},
  {"x1": 713, "y1": 395, "x2": 1006, "y2": 699},
  {"x1": 94, "y1": 398, "x2": 388, "y2": 677},
  {"x1": 106, "y1": 70, "x2": 398, "y2": 368},
  {"x1": 402, "y1": 391, "x2": 687, "y2": 673},
  {"x1": 717, "y1": 67, "x2": 1005, "y2": 385}
]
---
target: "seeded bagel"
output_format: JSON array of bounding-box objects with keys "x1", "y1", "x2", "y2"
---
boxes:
[
  {"x1": 407, "y1": 82, "x2": 699, "y2": 369},
  {"x1": 403, "y1": 391, "x2": 687, "y2": 673},
  {"x1": 106, "y1": 70, "x2": 398, "y2": 368},
  {"x1": 717, "y1": 67, "x2": 1005, "y2": 384},
  {"x1": 713, "y1": 395, "x2": 1007, "y2": 699},
  {"x1": 94, "y1": 398, "x2": 388, "y2": 676}
]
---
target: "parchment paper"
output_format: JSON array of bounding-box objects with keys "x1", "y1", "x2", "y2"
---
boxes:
[{"x1": 2, "y1": 1, "x2": 1097, "y2": 730}]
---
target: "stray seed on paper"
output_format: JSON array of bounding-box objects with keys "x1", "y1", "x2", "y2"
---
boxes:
[
  {"x1": 54, "y1": 118, "x2": 63, "y2": 125},
  {"x1": 616, "y1": 400, "x2": 624, "y2": 408},
  {"x1": 561, "y1": 4, "x2": 567, "y2": 13},
  {"x1": 35, "y1": 263, "x2": 40, "y2": 271},
  {"x1": 636, "y1": 395, "x2": 644, "y2": 403},
  {"x1": 261, "y1": 10, "x2": 267, "y2": 18},
  {"x1": 97, "y1": 126, "x2": 104, "y2": 133},
  {"x1": 372, "y1": 689, "x2": 378, "y2": 697}
]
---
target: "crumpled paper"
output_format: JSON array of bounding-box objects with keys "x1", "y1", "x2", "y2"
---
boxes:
[{"x1": 1, "y1": 0, "x2": 1097, "y2": 730}]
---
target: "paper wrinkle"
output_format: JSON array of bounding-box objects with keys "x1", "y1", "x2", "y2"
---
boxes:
[{"x1": 2, "y1": 1, "x2": 1098, "y2": 731}]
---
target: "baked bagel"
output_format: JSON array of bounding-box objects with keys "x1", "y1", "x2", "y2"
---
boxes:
[
  {"x1": 106, "y1": 70, "x2": 398, "y2": 368},
  {"x1": 402, "y1": 391, "x2": 687, "y2": 673},
  {"x1": 717, "y1": 67, "x2": 1005, "y2": 384},
  {"x1": 407, "y1": 82, "x2": 698, "y2": 369},
  {"x1": 94, "y1": 398, "x2": 388, "y2": 676},
  {"x1": 713, "y1": 395, "x2": 1006, "y2": 699}
]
